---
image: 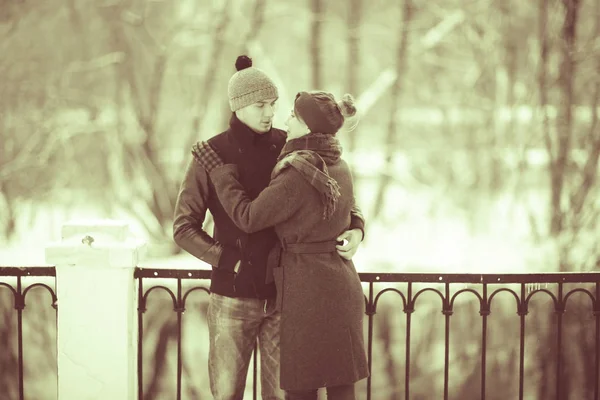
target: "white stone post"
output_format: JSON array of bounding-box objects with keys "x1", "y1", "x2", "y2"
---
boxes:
[{"x1": 45, "y1": 220, "x2": 145, "y2": 400}]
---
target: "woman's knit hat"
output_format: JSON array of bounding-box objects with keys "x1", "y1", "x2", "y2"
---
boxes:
[
  {"x1": 294, "y1": 91, "x2": 357, "y2": 135},
  {"x1": 227, "y1": 55, "x2": 279, "y2": 112}
]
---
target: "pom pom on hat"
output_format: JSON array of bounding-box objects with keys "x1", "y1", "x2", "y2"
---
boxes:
[
  {"x1": 338, "y1": 93, "x2": 357, "y2": 118},
  {"x1": 235, "y1": 55, "x2": 253, "y2": 71}
]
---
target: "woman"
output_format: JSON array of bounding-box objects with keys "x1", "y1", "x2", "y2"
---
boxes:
[{"x1": 196, "y1": 91, "x2": 368, "y2": 400}]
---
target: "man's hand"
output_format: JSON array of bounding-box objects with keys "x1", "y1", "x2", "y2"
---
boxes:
[{"x1": 336, "y1": 228, "x2": 363, "y2": 260}]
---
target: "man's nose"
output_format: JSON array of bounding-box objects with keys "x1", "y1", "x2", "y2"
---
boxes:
[{"x1": 264, "y1": 104, "x2": 275, "y2": 117}]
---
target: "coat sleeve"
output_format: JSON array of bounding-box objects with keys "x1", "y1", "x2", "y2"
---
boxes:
[
  {"x1": 344, "y1": 162, "x2": 365, "y2": 240},
  {"x1": 349, "y1": 200, "x2": 366, "y2": 241},
  {"x1": 209, "y1": 164, "x2": 303, "y2": 233},
  {"x1": 172, "y1": 159, "x2": 240, "y2": 272}
]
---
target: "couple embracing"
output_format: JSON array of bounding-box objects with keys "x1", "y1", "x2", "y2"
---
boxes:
[{"x1": 174, "y1": 55, "x2": 368, "y2": 400}]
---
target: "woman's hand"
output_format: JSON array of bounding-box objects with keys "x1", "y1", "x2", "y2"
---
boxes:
[
  {"x1": 192, "y1": 141, "x2": 224, "y2": 172},
  {"x1": 336, "y1": 228, "x2": 363, "y2": 260}
]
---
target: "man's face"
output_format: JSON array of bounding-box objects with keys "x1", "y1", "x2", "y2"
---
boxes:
[{"x1": 235, "y1": 98, "x2": 278, "y2": 134}]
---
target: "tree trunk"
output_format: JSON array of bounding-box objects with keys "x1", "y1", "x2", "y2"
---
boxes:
[
  {"x1": 0, "y1": 182, "x2": 17, "y2": 241},
  {"x1": 66, "y1": 0, "x2": 89, "y2": 60},
  {"x1": 492, "y1": 0, "x2": 519, "y2": 191},
  {"x1": 536, "y1": 0, "x2": 554, "y2": 394},
  {"x1": 183, "y1": 0, "x2": 232, "y2": 162},
  {"x1": 538, "y1": 0, "x2": 555, "y2": 231},
  {"x1": 550, "y1": 0, "x2": 581, "y2": 239},
  {"x1": 0, "y1": 304, "x2": 17, "y2": 400},
  {"x1": 310, "y1": 0, "x2": 323, "y2": 89},
  {"x1": 346, "y1": 0, "x2": 361, "y2": 155},
  {"x1": 375, "y1": 306, "x2": 400, "y2": 400},
  {"x1": 218, "y1": 0, "x2": 268, "y2": 130},
  {"x1": 144, "y1": 320, "x2": 177, "y2": 400},
  {"x1": 569, "y1": 0, "x2": 600, "y2": 223},
  {"x1": 538, "y1": 1, "x2": 582, "y2": 397},
  {"x1": 99, "y1": 3, "x2": 178, "y2": 243},
  {"x1": 370, "y1": 0, "x2": 412, "y2": 220}
]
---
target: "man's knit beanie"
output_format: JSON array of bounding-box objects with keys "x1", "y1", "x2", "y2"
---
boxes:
[{"x1": 227, "y1": 55, "x2": 279, "y2": 112}]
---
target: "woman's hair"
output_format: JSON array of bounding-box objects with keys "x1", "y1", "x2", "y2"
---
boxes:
[
  {"x1": 295, "y1": 91, "x2": 357, "y2": 135},
  {"x1": 337, "y1": 93, "x2": 357, "y2": 119}
]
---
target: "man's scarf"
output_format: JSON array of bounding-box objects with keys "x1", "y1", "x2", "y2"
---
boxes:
[{"x1": 272, "y1": 133, "x2": 343, "y2": 219}]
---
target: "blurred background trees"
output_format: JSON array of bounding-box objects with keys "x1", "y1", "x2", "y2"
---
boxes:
[
  {"x1": 1, "y1": 0, "x2": 598, "y2": 269},
  {"x1": 2, "y1": 0, "x2": 598, "y2": 269},
  {"x1": 1, "y1": 0, "x2": 600, "y2": 398}
]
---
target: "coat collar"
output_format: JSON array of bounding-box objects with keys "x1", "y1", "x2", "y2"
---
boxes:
[{"x1": 229, "y1": 113, "x2": 274, "y2": 149}]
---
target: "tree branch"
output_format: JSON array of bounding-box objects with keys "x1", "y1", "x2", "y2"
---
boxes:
[
  {"x1": 538, "y1": 0, "x2": 554, "y2": 169},
  {"x1": 310, "y1": 0, "x2": 323, "y2": 88},
  {"x1": 548, "y1": 0, "x2": 582, "y2": 237},
  {"x1": 569, "y1": 0, "x2": 600, "y2": 219},
  {"x1": 182, "y1": 0, "x2": 232, "y2": 163},
  {"x1": 370, "y1": 0, "x2": 413, "y2": 220}
]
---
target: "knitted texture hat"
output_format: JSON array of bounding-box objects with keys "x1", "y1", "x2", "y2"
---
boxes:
[
  {"x1": 293, "y1": 92, "x2": 339, "y2": 135},
  {"x1": 228, "y1": 55, "x2": 279, "y2": 112},
  {"x1": 294, "y1": 91, "x2": 357, "y2": 135}
]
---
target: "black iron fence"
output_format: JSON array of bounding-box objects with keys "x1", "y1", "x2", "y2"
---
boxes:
[
  {"x1": 2, "y1": 267, "x2": 600, "y2": 399},
  {"x1": 135, "y1": 269, "x2": 600, "y2": 400},
  {"x1": 0, "y1": 267, "x2": 57, "y2": 400}
]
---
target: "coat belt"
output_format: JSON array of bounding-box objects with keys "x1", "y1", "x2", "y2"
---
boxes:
[
  {"x1": 265, "y1": 240, "x2": 341, "y2": 284},
  {"x1": 283, "y1": 240, "x2": 340, "y2": 254}
]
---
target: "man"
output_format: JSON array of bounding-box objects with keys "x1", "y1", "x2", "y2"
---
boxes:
[{"x1": 173, "y1": 55, "x2": 365, "y2": 400}]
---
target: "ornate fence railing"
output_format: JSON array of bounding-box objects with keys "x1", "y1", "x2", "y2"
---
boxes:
[
  {"x1": 0, "y1": 267, "x2": 57, "y2": 400},
  {"x1": 134, "y1": 269, "x2": 600, "y2": 400},
  {"x1": 2, "y1": 267, "x2": 599, "y2": 399}
]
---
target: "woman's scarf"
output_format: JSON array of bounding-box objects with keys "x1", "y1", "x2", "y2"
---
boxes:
[
  {"x1": 192, "y1": 132, "x2": 344, "y2": 220},
  {"x1": 272, "y1": 133, "x2": 343, "y2": 219}
]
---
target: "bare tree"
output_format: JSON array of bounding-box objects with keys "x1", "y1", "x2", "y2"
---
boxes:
[
  {"x1": 568, "y1": 0, "x2": 600, "y2": 226},
  {"x1": 0, "y1": 94, "x2": 68, "y2": 241},
  {"x1": 491, "y1": 0, "x2": 520, "y2": 191},
  {"x1": 183, "y1": 0, "x2": 233, "y2": 162},
  {"x1": 370, "y1": 0, "x2": 413, "y2": 220},
  {"x1": 92, "y1": 0, "x2": 239, "y2": 246},
  {"x1": 310, "y1": 0, "x2": 323, "y2": 88},
  {"x1": 548, "y1": 0, "x2": 582, "y2": 240},
  {"x1": 345, "y1": 0, "x2": 362, "y2": 155},
  {"x1": 536, "y1": 0, "x2": 590, "y2": 398},
  {"x1": 0, "y1": 301, "x2": 18, "y2": 400},
  {"x1": 95, "y1": 1, "x2": 175, "y2": 243},
  {"x1": 535, "y1": 2, "x2": 553, "y2": 397},
  {"x1": 538, "y1": 0, "x2": 552, "y2": 187},
  {"x1": 222, "y1": 0, "x2": 269, "y2": 130}
]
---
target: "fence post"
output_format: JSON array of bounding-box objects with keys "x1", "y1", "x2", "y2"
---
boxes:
[{"x1": 45, "y1": 220, "x2": 145, "y2": 400}]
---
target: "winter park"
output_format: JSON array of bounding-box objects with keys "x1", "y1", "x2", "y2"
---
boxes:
[{"x1": 1, "y1": 0, "x2": 600, "y2": 399}]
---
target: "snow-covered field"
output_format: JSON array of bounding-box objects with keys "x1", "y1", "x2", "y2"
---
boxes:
[{"x1": 0, "y1": 170, "x2": 557, "y2": 273}]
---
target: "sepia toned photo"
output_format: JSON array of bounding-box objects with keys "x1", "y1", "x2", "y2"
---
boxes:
[{"x1": 1, "y1": 0, "x2": 599, "y2": 399}]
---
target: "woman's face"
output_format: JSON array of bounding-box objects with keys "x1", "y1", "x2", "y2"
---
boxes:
[{"x1": 285, "y1": 109, "x2": 310, "y2": 139}]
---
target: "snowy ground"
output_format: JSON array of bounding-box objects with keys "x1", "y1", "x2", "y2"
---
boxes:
[
  {"x1": 0, "y1": 180, "x2": 557, "y2": 273},
  {"x1": 0, "y1": 177, "x2": 569, "y2": 400}
]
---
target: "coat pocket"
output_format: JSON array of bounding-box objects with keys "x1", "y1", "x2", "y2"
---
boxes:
[{"x1": 272, "y1": 267, "x2": 284, "y2": 312}]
